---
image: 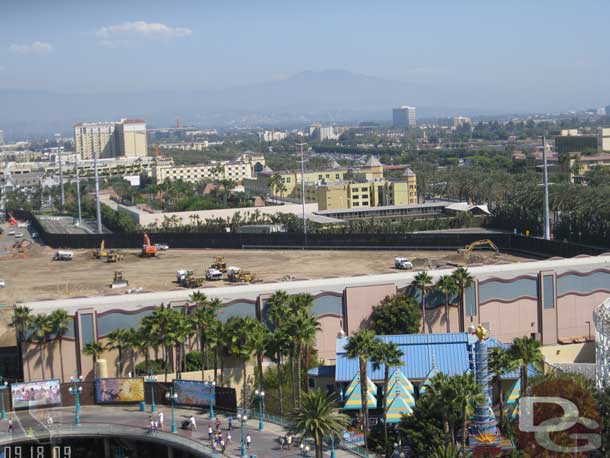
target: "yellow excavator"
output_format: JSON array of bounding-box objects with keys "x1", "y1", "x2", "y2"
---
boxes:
[
  {"x1": 458, "y1": 239, "x2": 499, "y2": 256},
  {"x1": 92, "y1": 240, "x2": 108, "y2": 259}
]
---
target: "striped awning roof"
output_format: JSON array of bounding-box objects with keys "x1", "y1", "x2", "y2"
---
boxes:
[
  {"x1": 389, "y1": 369, "x2": 414, "y2": 394},
  {"x1": 386, "y1": 393, "x2": 413, "y2": 423},
  {"x1": 344, "y1": 373, "x2": 377, "y2": 398}
]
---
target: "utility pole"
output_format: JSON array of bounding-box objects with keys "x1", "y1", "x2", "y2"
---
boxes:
[
  {"x1": 93, "y1": 152, "x2": 102, "y2": 234},
  {"x1": 542, "y1": 135, "x2": 551, "y2": 240},
  {"x1": 75, "y1": 159, "x2": 82, "y2": 226},
  {"x1": 58, "y1": 149, "x2": 65, "y2": 210},
  {"x1": 297, "y1": 142, "x2": 308, "y2": 246}
]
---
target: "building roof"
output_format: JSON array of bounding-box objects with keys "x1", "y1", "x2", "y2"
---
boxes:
[
  {"x1": 330, "y1": 160, "x2": 341, "y2": 169},
  {"x1": 335, "y1": 333, "x2": 534, "y2": 382},
  {"x1": 364, "y1": 156, "x2": 382, "y2": 167},
  {"x1": 402, "y1": 167, "x2": 416, "y2": 177},
  {"x1": 445, "y1": 202, "x2": 491, "y2": 215},
  {"x1": 260, "y1": 165, "x2": 274, "y2": 174}
]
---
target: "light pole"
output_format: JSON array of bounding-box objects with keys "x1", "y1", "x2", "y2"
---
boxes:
[
  {"x1": 237, "y1": 411, "x2": 248, "y2": 458},
  {"x1": 542, "y1": 135, "x2": 551, "y2": 240},
  {"x1": 330, "y1": 436, "x2": 336, "y2": 458},
  {"x1": 206, "y1": 380, "x2": 216, "y2": 419},
  {"x1": 69, "y1": 375, "x2": 83, "y2": 425},
  {"x1": 75, "y1": 159, "x2": 82, "y2": 226},
  {"x1": 145, "y1": 375, "x2": 157, "y2": 413},
  {"x1": 254, "y1": 389, "x2": 265, "y2": 430},
  {"x1": 0, "y1": 380, "x2": 8, "y2": 420},
  {"x1": 93, "y1": 151, "x2": 102, "y2": 234},
  {"x1": 296, "y1": 142, "x2": 308, "y2": 246},
  {"x1": 58, "y1": 149, "x2": 65, "y2": 210},
  {"x1": 165, "y1": 386, "x2": 178, "y2": 433}
]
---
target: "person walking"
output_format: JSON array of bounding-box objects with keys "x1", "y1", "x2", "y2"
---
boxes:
[
  {"x1": 246, "y1": 433, "x2": 252, "y2": 450},
  {"x1": 46, "y1": 415, "x2": 53, "y2": 428},
  {"x1": 226, "y1": 431, "x2": 232, "y2": 447},
  {"x1": 148, "y1": 416, "x2": 155, "y2": 433},
  {"x1": 189, "y1": 415, "x2": 197, "y2": 431},
  {"x1": 158, "y1": 411, "x2": 164, "y2": 430},
  {"x1": 286, "y1": 433, "x2": 293, "y2": 449},
  {"x1": 208, "y1": 424, "x2": 213, "y2": 440},
  {"x1": 228, "y1": 416, "x2": 233, "y2": 431},
  {"x1": 215, "y1": 418, "x2": 221, "y2": 431},
  {"x1": 220, "y1": 437, "x2": 226, "y2": 454},
  {"x1": 279, "y1": 435, "x2": 286, "y2": 450},
  {"x1": 8, "y1": 418, "x2": 14, "y2": 433}
]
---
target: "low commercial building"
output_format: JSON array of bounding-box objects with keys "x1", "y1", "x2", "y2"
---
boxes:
[
  {"x1": 158, "y1": 141, "x2": 209, "y2": 151},
  {"x1": 561, "y1": 152, "x2": 610, "y2": 183}
]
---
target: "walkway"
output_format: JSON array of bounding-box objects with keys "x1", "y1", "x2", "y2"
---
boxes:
[{"x1": 0, "y1": 405, "x2": 356, "y2": 458}]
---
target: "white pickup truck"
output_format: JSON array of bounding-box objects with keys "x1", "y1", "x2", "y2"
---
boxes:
[{"x1": 394, "y1": 257, "x2": 413, "y2": 270}]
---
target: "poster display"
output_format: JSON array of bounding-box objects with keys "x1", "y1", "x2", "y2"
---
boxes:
[
  {"x1": 95, "y1": 378, "x2": 144, "y2": 403},
  {"x1": 11, "y1": 379, "x2": 61, "y2": 410},
  {"x1": 174, "y1": 380, "x2": 215, "y2": 407}
]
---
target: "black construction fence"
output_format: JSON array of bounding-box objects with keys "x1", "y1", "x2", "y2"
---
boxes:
[{"x1": 9, "y1": 210, "x2": 609, "y2": 259}]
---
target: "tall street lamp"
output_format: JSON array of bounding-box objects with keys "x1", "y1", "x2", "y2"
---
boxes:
[
  {"x1": 254, "y1": 389, "x2": 265, "y2": 430},
  {"x1": 69, "y1": 375, "x2": 83, "y2": 425},
  {"x1": 145, "y1": 375, "x2": 157, "y2": 413},
  {"x1": 0, "y1": 380, "x2": 8, "y2": 420},
  {"x1": 206, "y1": 380, "x2": 216, "y2": 419},
  {"x1": 165, "y1": 386, "x2": 178, "y2": 433},
  {"x1": 329, "y1": 436, "x2": 336, "y2": 458},
  {"x1": 296, "y1": 142, "x2": 308, "y2": 245},
  {"x1": 237, "y1": 411, "x2": 248, "y2": 458}
]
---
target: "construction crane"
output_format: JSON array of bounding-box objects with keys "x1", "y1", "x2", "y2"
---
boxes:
[
  {"x1": 458, "y1": 239, "x2": 499, "y2": 256},
  {"x1": 141, "y1": 233, "x2": 158, "y2": 257}
]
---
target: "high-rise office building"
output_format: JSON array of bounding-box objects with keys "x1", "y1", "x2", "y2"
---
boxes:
[
  {"x1": 74, "y1": 119, "x2": 147, "y2": 159},
  {"x1": 0, "y1": 130, "x2": 4, "y2": 145},
  {"x1": 392, "y1": 106, "x2": 416, "y2": 128}
]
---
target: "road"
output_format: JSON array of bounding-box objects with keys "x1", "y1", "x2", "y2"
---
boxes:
[{"x1": 0, "y1": 405, "x2": 357, "y2": 458}]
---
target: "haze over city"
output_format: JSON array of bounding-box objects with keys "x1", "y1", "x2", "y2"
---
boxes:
[{"x1": 1, "y1": 0, "x2": 610, "y2": 135}]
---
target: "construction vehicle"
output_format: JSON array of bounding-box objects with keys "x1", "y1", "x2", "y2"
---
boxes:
[
  {"x1": 92, "y1": 240, "x2": 109, "y2": 259},
  {"x1": 112, "y1": 271, "x2": 128, "y2": 288},
  {"x1": 227, "y1": 266, "x2": 255, "y2": 283},
  {"x1": 184, "y1": 272, "x2": 206, "y2": 288},
  {"x1": 106, "y1": 251, "x2": 124, "y2": 263},
  {"x1": 210, "y1": 256, "x2": 227, "y2": 273},
  {"x1": 458, "y1": 239, "x2": 499, "y2": 256},
  {"x1": 176, "y1": 269, "x2": 193, "y2": 285},
  {"x1": 13, "y1": 239, "x2": 32, "y2": 253},
  {"x1": 53, "y1": 251, "x2": 74, "y2": 261},
  {"x1": 141, "y1": 233, "x2": 158, "y2": 257},
  {"x1": 394, "y1": 257, "x2": 414, "y2": 270},
  {"x1": 8, "y1": 212, "x2": 18, "y2": 226},
  {"x1": 206, "y1": 268, "x2": 223, "y2": 281}
]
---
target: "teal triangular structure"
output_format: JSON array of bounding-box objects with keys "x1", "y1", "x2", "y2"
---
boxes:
[
  {"x1": 387, "y1": 381, "x2": 415, "y2": 406},
  {"x1": 386, "y1": 393, "x2": 413, "y2": 423},
  {"x1": 389, "y1": 369, "x2": 414, "y2": 394},
  {"x1": 343, "y1": 383, "x2": 377, "y2": 410},
  {"x1": 505, "y1": 378, "x2": 520, "y2": 420},
  {"x1": 344, "y1": 373, "x2": 377, "y2": 398},
  {"x1": 418, "y1": 366, "x2": 439, "y2": 396}
]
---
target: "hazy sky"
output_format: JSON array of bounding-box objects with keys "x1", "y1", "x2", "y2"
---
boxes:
[{"x1": 1, "y1": 0, "x2": 609, "y2": 111}]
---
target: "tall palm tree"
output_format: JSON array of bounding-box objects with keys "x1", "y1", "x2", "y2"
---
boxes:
[
  {"x1": 508, "y1": 336, "x2": 544, "y2": 397},
  {"x1": 83, "y1": 342, "x2": 105, "y2": 379},
  {"x1": 488, "y1": 346, "x2": 517, "y2": 426},
  {"x1": 423, "y1": 372, "x2": 460, "y2": 446},
  {"x1": 451, "y1": 267, "x2": 474, "y2": 332},
  {"x1": 173, "y1": 313, "x2": 194, "y2": 378},
  {"x1": 106, "y1": 329, "x2": 129, "y2": 377},
  {"x1": 249, "y1": 320, "x2": 269, "y2": 388},
  {"x1": 412, "y1": 271, "x2": 433, "y2": 333},
  {"x1": 11, "y1": 306, "x2": 33, "y2": 380},
  {"x1": 436, "y1": 275, "x2": 457, "y2": 333},
  {"x1": 31, "y1": 314, "x2": 52, "y2": 380},
  {"x1": 453, "y1": 373, "x2": 484, "y2": 449},
  {"x1": 264, "y1": 329, "x2": 290, "y2": 417},
  {"x1": 266, "y1": 291, "x2": 290, "y2": 415},
  {"x1": 124, "y1": 328, "x2": 140, "y2": 376},
  {"x1": 289, "y1": 390, "x2": 350, "y2": 458},
  {"x1": 371, "y1": 341, "x2": 404, "y2": 450},
  {"x1": 224, "y1": 317, "x2": 257, "y2": 409},
  {"x1": 345, "y1": 330, "x2": 379, "y2": 447},
  {"x1": 49, "y1": 310, "x2": 72, "y2": 382}
]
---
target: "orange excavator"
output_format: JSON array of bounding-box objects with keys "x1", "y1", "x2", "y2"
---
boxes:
[
  {"x1": 141, "y1": 233, "x2": 158, "y2": 257},
  {"x1": 8, "y1": 212, "x2": 18, "y2": 226}
]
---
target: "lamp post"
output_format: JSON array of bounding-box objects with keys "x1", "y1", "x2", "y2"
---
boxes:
[
  {"x1": 330, "y1": 436, "x2": 336, "y2": 458},
  {"x1": 296, "y1": 142, "x2": 308, "y2": 246},
  {"x1": 206, "y1": 380, "x2": 216, "y2": 419},
  {"x1": 0, "y1": 380, "x2": 8, "y2": 420},
  {"x1": 237, "y1": 411, "x2": 248, "y2": 458},
  {"x1": 69, "y1": 375, "x2": 83, "y2": 425},
  {"x1": 254, "y1": 389, "x2": 265, "y2": 430},
  {"x1": 145, "y1": 375, "x2": 157, "y2": 413},
  {"x1": 165, "y1": 386, "x2": 178, "y2": 433}
]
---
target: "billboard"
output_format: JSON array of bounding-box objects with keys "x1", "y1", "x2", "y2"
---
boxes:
[
  {"x1": 95, "y1": 378, "x2": 144, "y2": 403},
  {"x1": 11, "y1": 379, "x2": 62, "y2": 410},
  {"x1": 174, "y1": 380, "x2": 215, "y2": 407}
]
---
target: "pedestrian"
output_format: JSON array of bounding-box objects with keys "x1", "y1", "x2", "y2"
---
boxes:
[
  {"x1": 279, "y1": 435, "x2": 286, "y2": 450},
  {"x1": 215, "y1": 418, "x2": 221, "y2": 431},
  {"x1": 226, "y1": 431, "x2": 232, "y2": 446},
  {"x1": 158, "y1": 411, "x2": 164, "y2": 430},
  {"x1": 208, "y1": 424, "x2": 213, "y2": 440},
  {"x1": 220, "y1": 438, "x2": 226, "y2": 454},
  {"x1": 8, "y1": 418, "x2": 14, "y2": 433},
  {"x1": 149, "y1": 416, "x2": 155, "y2": 433},
  {"x1": 46, "y1": 415, "x2": 53, "y2": 428},
  {"x1": 228, "y1": 416, "x2": 233, "y2": 431},
  {"x1": 246, "y1": 433, "x2": 252, "y2": 449},
  {"x1": 286, "y1": 433, "x2": 293, "y2": 449},
  {"x1": 189, "y1": 415, "x2": 197, "y2": 431}
]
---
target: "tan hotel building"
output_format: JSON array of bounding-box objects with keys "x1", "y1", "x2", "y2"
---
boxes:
[{"x1": 74, "y1": 119, "x2": 147, "y2": 160}]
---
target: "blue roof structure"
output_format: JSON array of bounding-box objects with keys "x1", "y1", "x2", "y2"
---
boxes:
[{"x1": 335, "y1": 333, "x2": 534, "y2": 383}]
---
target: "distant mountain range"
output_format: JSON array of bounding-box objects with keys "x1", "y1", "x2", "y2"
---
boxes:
[{"x1": 0, "y1": 70, "x2": 503, "y2": 138}]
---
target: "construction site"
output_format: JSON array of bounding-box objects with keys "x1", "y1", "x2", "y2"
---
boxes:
[{"x1": 0, "y1": 222, "x2": 530, "y2": 303}]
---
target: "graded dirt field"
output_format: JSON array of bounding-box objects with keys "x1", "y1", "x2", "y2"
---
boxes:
[{"x1": 0, "y1": 236, "x2": 530, "y2": 303}]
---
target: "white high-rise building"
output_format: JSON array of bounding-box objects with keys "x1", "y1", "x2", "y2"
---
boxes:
[
  {"x1": 392, "y1": 106, "x2": 416, "y2": 128},
  {"x1": 74, "y1": 119, "x2": 147, "y2": 159}
]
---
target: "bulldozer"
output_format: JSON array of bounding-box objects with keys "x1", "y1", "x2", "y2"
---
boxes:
[
  {"x1": 227, "y1": 266, "x2": 255, "y2": 283},
  {"x1": 106, "y1": 251, "x2": 124, "y2": 263},
  {"x1": 458, "y1": 239, "x2": 499, "y2": 256},
  {"x1": 92, "y1": 240, "x2": 109, "y2": 259},
  {"x1": 183, "y1": 272, "x2": 206, "y2": 288},
  {"x1": 210, "y1": 256, "x2": 227, "y2": 273},
  {"x1": 111, "y1": 271, "x2": 128, "y2": 288}
]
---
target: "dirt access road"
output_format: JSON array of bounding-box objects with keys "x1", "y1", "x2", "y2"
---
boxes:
[{"x1": 0, "y1": 240, "x2": 528, "y2": 303}]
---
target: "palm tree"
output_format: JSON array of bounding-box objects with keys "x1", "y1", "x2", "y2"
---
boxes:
[
  {"x1": 412, "y1": 271, "x2": 433, "y2": 333},
  {"x1": 83, "y1": 342, "x2": 105, "y2": 379},
  {"x1": 224, "y1": 317, "x2": 257, "y2": 409},
  {"x1": 423, "y1": 373, "x2": 460, "y2": 446},
  {"x1": 371, "y1": 341, "x2": 404, "y2": 451},
  {"x1": 266, "y1": 291, "x2": 290, "y2": 415},
  {"x1": 451, "y1": 267, "x2": 474, "y2": 332},
  {"x1": 453, "y1": 373, "x2": 484, "y2": 449},
  {"x1": 436, "y1": 275, "x2": 457, "y2": 333},
  {"x1": 289, "y1": 390, "x2": 350, "y2": 458},
  {"x1": 345, "y1": 330, "x2": 379, "y2": 447},
  {"x1": 488, "y1": 346, "x2": 517, "y2": 426},
  {"x1": 10, "y1": 306, "x2": 33, "y2": 380},
  {"x1": 124, "y1": 328, "x2": 140, "y2": 376},
  {"x1": 50, "y1": 310, "x2": 72, "y2": 382},
  {"x1": 173, "y1": 313, "x2": 194, "y2": 378},
  {"x1": 106, "y1": 329, "x2": 129, "y2": 377},
  {"x1": 31, "y1": 314, "x2": 52, "y2": 380},
  {"x1": 249, "y1": 320, "x2": 269, "y2": 388},
  {"x1": 508, "y1": 336, "x2": 544, "y2": 397},
  {"x1": 264, "y1": 329, "x2": 290, "y2": 417}
]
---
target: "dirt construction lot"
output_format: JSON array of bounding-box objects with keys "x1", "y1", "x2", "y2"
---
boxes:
[{"x1": 0, "y1": 237, "x2": 529, "y2": 303}]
